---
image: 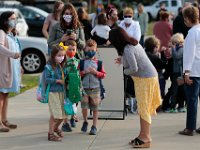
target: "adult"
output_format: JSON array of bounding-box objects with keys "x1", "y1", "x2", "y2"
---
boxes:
[
  {"x1": 77, "y1": 7, "x2": 92, "y2": 41},
  {"x1": 173, "y1": 3, "x2": 191, "y2": 38},
  {"x1": 106, "y1": 5, "x2": 118, "y2": 29},
  {"x1": 119, "y1": 7, "x2": 141, "y2": 42},
  {"x1": 179, "y1": 6, "x2": 200, "y2": 136},
  {"x1": 153, "y1": 12, "x2": 172, "y2": 51},
  {"x1": 90, "y1": 2, "x2": 105, "y2": 28},
  {"x1": 119, "y1": 7, "x2": 141, "y2": 113},
  {"x1": 135, "y1": 3, "x2": 148, "y2": 47},
  {"x1": 109, "y1": 27, "x2": 161, "y2": 148},
  {"x1": 48, "y1": 3, "x2": 85, "y2": 59},
  {"x1": 42, "y1": 0, "x2": 64, "y2": 39},
  {"x1": 0, "y1": 11, "x2": 21, "y2": 132},
  {"x1": 156, "y1": 3, "x2": 167, "y2": 21}
]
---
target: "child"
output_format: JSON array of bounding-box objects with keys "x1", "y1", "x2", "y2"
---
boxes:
[
  {"x1": 45, "y1": 44, "x2": 67, "y2": 141},
  {"x1": 169, "y1": 33, "x2": 185, "y2": 113},
  {"x1": 80, "y1": 39, "x2": 106, "y2": 135},
  {"x1": 91, "y1": 13, "x2": 111, "y2": 45},
  {"x1": 144, "y1": 36, "x2": 167, "y2": 110},
  {"x1": 62, "y1": 40, "x2": 81, "y2": 131}
]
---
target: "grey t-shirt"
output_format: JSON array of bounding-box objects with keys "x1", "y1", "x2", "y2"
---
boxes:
[
  {"x1": 44, "y1": 13, "x2": 59, "y2": 35},
  {"x1": 123, "y1": 44, "x2": 157, "y2": 78}
]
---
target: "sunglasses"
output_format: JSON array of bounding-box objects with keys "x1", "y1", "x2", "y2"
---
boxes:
[{"x1": 124, "y1": 16, "x2": 132, "y2": 18}]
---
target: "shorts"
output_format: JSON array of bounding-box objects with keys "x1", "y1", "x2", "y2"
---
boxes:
[{"x1": 81, "y1": 88, "x2": 100, "y2": 110}]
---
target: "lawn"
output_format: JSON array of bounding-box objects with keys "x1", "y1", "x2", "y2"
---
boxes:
[
  {"x1": 147, "y1": 21, "x2": 155, "y2": 36},
  {"x1": 9, "y1": 74, "x2": 39, "y2": 97}
]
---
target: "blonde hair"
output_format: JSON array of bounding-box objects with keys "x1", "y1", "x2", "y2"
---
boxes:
[
  {"x1": 171, "y1": 33, "x2": 184, "y2": 44},
  {"x1": 123, "y1": 7, "x2": 134, "y2": 15}
]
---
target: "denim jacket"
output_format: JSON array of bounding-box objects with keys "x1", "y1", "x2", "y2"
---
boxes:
[{"x1": 44, "y1": 64, "x2": 66, "y2": 92}]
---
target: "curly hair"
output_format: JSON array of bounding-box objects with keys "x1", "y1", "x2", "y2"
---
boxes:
[
  {"x1": 60, "y1": 3, "x2": 81, "y2": 30},
  {"x1": 183, "y1": 6, "x2": 199, "y2": 24}
]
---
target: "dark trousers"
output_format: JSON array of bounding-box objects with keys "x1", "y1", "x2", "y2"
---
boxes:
[{"x1": 185, "y1": 77, "x2": 200, "y2": 130}]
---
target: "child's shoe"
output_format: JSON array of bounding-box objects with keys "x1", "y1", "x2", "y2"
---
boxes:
[
  {"x1": 81, "y1": 121, "x2": 88, "y2": 132},
  {"x1": 62, "y1": 123, "x2": 72, "y2": 132},
  {"x1": 89, "y1": 125, "x2": 97, "y2": 135},
  {"x1": 48, "y1": 133, "x2": 62, "y2": 142},
  {"x1": 70, "y1": 118, "x2": 76, "y2": 128},
  {"x1": 170, "y1": 108, "x2": 178, "y2": 113},
  {"x1": 178, "y1": 107, "x2": 186, "y2": 113}
]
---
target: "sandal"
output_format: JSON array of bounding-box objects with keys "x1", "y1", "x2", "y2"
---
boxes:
[
  {"x1": 54, "y1": 128, "x2": 64, "y2": 137},
  {"x1": 132, "y1": 138, "x2": 151, "y2": 148},
  {"x1": 0, "y1": 122, "x2": 10, "y2": 132},
  {"x1": 129, "y1": 138, "x2": 137, "y2": 145},
  {"x1": 2, "y1": 120, "x2": 17, "y2": 129},
  {"x1": 48, "y1": 133, "x2": 62, "y2": 142}
]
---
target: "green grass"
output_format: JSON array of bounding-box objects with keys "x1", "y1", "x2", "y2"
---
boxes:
[
  {"x1": 9, "y1": 74, "x2": 39, "y2": 97},
  {"x1": 147, "y1": 21, "x2": 155, "y2": 36}
]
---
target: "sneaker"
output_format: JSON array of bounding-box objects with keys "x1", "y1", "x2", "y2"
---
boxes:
[
  {"x1": 62, "y1": 123, "x2": 72, "y2": 132},
  {"x1": 70, "y1": 118, "x2": 76, "y2": 128},
  {"x1": 81, "y1": 121, "x2": 88, "y2": 132},
  {"x1": 178, "y1": 107, "x2": 186, "y2": 113},
  {"x1": 163, "y1": 108, "x2": 171, "y2": 113},
  {"x1": 89, "y1": 125, "x2": 97, "y2": 135},
  {"x1": 170, "y1": 108, "x2": 178, "y2": 113}
]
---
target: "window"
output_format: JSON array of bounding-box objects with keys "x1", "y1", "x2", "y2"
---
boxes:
[
  {"x1": 171, "y1": 0, "x2": 177, "y2": 6},
  {"x1": 159, "y1": 1, "x2": 169, "y2": 7}
]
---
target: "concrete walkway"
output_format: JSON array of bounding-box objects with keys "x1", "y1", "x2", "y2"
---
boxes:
[{"x1": 0, "y1": 88, "x2": 200, "y2": 150}]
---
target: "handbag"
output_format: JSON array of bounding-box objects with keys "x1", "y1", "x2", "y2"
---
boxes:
[{"x1": 64, "y1": 98, "x2": 75, "y2": 115}]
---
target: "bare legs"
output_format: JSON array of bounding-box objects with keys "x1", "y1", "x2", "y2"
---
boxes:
[{"x1": 138, "y1": 117, "x2": 152, "y2": 143}]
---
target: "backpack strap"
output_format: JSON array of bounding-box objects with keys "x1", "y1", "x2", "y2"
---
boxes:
[
  {"x1": 97, "y1": 60, "x2": 102, "y2": 72},
  {"x1": 80, "y1": 59, "x2": 85, "y2": 71}
]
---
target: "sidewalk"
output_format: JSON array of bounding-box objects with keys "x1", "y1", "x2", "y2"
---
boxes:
[{"x1": 0, "y1": 88, "x2": 200, "y2": 150}]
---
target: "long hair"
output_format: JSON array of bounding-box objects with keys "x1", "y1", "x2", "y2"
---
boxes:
[
  {"x1": 109, "y1": 27, "x2": 138, "y2": 56},
  {"x1": 52, "y1": 0, "x2": 64, "y2": 21},
  {"x1": 60, "y1": 3, "x2": 81, "y2": 30},
  {"x1": 0, "y1": 11, "x2": 15, "y2": 33},
  {"x1": 48, "y1": 44, "x2": 66, "y2": 69}
]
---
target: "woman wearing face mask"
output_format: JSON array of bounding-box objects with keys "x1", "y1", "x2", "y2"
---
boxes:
[
  {"x1": 119, "y1": 7, "x2": 141, "y2": 116},
  {"x1": 0, "y1": 11, "x2": 21, "y2": 132},
  {"x1": 48, "y1": 3, "x2": 85, "y2": 59},
  {"x1": 42, "y1": 0, "x2": 64, "y2": 39},
  {"x1": 119, "y1": 7, "x2": 141, "y2": 42}
]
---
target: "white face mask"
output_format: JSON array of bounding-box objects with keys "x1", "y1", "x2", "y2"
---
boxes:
[
  {"x1": 63, "y1": 15, "x2": 72, "y2": 23},
  {"x1": 55, "y1": 56, "x2": 64, "y2": 63},
  {"x1": 124, "y1": 17, "x2": 132, "y2": 24}
]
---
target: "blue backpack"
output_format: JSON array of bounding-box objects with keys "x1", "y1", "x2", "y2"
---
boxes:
[{"x1": 36, "y1": 65, "x2": 54, "y2": 103}]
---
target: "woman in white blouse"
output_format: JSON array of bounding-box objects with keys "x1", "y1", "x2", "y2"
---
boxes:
[
  {"x1": 179, "y1": 6, "x2": 200, "y2": 136},
  {"x1": 119, "y1": 7, "x2": 141, "y2": 42}
]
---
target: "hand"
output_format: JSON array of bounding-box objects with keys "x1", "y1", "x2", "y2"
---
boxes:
[
  {"x1": 14, "y1": 53, "x2": 20, "y2": 59},
  {"x1": 69, "y1": 33, "x2": 76, "y2": 40},
  {"x1": 61, "y1": 34, "x2": 69, "y2": 42},
  {"x1": 184, "y1": 75, "x2": 193, "y2": 85},
  {"x1": 160, "y1": 46, "x2": 167, "y2": 52},
  {"x1": 114, "y1": 56, "x2": 122, "y2": 65},
  {"x1": 89, "y1": 67, "x2": 97, "y2": 75},
  {"x1": 56, "y1": 80, "x2": 64, "y2": 85}
]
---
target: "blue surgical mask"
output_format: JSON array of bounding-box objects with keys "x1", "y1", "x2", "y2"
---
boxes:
[
  {"x1": 7, "y1": 20, "x2": 16, "y2": 29},
  {"x1": 97, "y1": 7, "x2": 102, "y2": 14},
  {"x1": 85, "y1": 51, "x2": 96, "y2": 58}
]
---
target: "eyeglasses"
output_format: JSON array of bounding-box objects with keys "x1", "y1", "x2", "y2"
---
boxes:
[{"x1": 124, "y1": 16, "x2": 132, "y2": 18}]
